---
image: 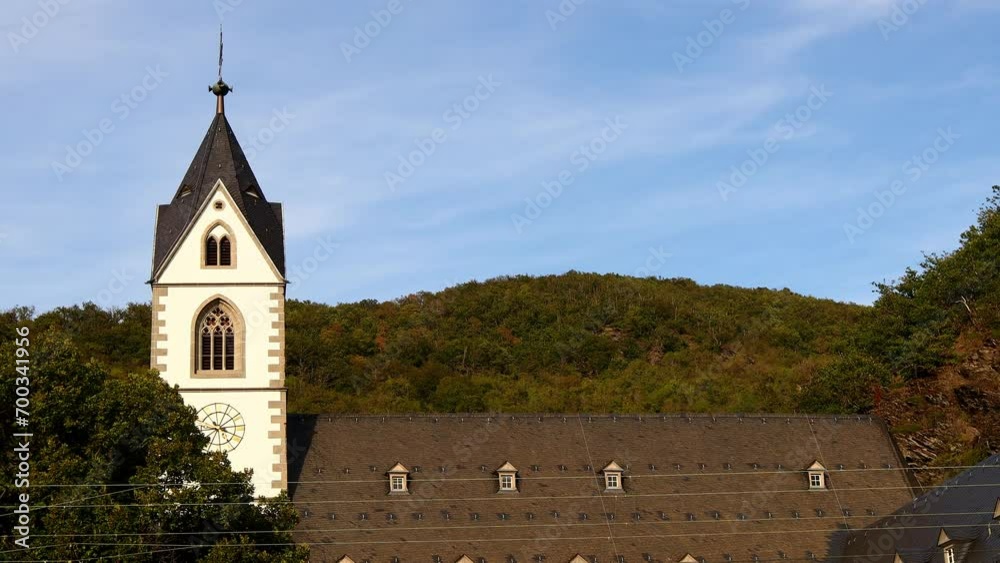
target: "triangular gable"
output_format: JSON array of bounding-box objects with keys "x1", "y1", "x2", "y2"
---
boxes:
[
  {"x1": 153, "y1": 180, "x2": 283, "y2": 282},
  {"x1": 993, "y1": 497, "x2": 1000, "y2": 519},
  {"x1": 680, "y1": 555, "x2": 699, "y2": 563},
  {"x1": 569, "y1": 555, "x2": 590, "y2": 563},
  {"x1": 937, "y1": 528, "x2": 951, "y2": 546},
  {"x1": 388, "y1": 463, "x2": 409, "y2": 474},
  {"x1": 456, "y1": 556, "x2": 475, "y2": 563},
  {"x1": 603, "y1": 461, "x2": 624, "y2": 473},
  {"x1": 806, "y1": 460, "x2": 826, "y2": 471},
  {"x1": 337, "y1": 557, "x2": 355, "y2": 563},
  {"x1": 893, "y1": 553, "x2": 904, "y2": 563},
  {"x1": 496, "y1": 462, "x2": 518, "y2": 473}
]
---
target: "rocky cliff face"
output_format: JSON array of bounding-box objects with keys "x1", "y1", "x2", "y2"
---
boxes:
[{"x1": 877, "y1": 336, "x2": 1000, "y2": 488}]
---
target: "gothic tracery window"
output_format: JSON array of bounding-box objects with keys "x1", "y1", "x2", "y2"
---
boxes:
[{"x1": 198, "y1": 302, "x2": 238, "y2": 372}]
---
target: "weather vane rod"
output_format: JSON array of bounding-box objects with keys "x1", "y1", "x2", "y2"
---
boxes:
[{"x1": 218, "y1": 25, "x2": 224, "y2": 80}]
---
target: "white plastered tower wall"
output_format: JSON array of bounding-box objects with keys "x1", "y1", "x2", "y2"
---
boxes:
[{"x1": 151, "y1": 180, "x2": 287, "y2": 497}]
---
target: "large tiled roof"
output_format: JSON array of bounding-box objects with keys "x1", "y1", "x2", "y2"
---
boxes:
[
  {"x1": 150, "y1": 111, "x2": 285, "y2": 279},
  {"x1": 287, "y1": 414, "x2": 916, "y2": 563},
  {"x1": 834, "y1": 454, "x2": 1000, "y2": 563}
]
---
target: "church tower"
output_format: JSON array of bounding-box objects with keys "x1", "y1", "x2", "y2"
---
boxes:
[{"x1": 149, "y1": 63, "x2": 287, "y2": 497}]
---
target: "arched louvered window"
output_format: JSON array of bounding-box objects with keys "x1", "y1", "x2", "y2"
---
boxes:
[
  {"x1": 219, "y1": 236, "x2": 232, "y2": 266},
  {"x1": 198, "y1": 302, "x2": 239, "y2": 372},
  {"x1": 206, "y1": 236, "x2": 219, "y2": 266}
]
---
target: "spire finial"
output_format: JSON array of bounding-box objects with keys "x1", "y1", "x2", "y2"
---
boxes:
[
  {"x1": 208, "y1": 25, "x2": 232, "y2": 114},
  {"x1": 218, "y1": 25, "x2": 223, "y2": 81}
]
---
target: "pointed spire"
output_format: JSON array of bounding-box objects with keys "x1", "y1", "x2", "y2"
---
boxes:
[{"x1": 209, "y1": 26, "x2": 232, "y2": 114}]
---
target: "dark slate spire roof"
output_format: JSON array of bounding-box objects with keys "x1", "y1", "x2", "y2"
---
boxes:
[{"x1": 151, "y1": 106, "x2": 285, "y2": 279}]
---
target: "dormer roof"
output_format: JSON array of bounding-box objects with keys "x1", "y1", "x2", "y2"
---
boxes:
[
  {"x1": 680, "y1": 555, "x2": 699, "y2": 563},
  {"x1": 388, "y1": 463, "x2": 409, "y2": 474},
  {"x1": 937, "y1": 528, "x2": 952, "y2": 547},
  {"x1": 569, "y1": 555, "x2": 589, "y2": 563},
  {"x1": 603, "y1": 461, "x2": 624, "y2": 473},
  {"x1": 496, "y1": 462, "x2": 518, "y2": 473},
  {"x1": 806, "y1": 460, "x2": 826, "y2": 471}
]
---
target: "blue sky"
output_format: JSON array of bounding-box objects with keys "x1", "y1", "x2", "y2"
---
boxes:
[{"x1": 2, "y1": 0, "x2": 998, "y2": 312}]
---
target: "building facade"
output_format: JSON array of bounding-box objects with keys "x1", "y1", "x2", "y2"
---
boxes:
[{"x1": 149, "y1": 78, "x2": 287, "y2": 497}]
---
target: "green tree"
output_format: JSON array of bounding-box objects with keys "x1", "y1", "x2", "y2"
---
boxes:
[{"x1": 0, "y1": 333, "x2": 307, "y2": 562}]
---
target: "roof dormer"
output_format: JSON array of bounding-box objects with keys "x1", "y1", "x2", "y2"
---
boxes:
[
  {"x1": 388, "y1": 463, "x2": 410, "y2": 495},
  {"x1": 456, "y1": 556, "x2": 475, "y2": 563},
  {"x1": 602, "y1": 461, "x2": 624, "y2": 492},
  {"x1": 806, "y1": 460, "x2": 827, "y2": 490},
  {"x1": 337, "y1": 556, "x2": 355, "y2": 563},
  {"x1": 680, "y1": 555, "x2": 699, "y2": 563},
  {"x1": 497, "y1": 462, "x2": 518, "y2": 493},
  {"x1": 570, "y1": 555, "x2": 590, "y2": 563}
]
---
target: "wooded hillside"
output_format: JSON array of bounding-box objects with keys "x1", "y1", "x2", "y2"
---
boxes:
[{"x1": 7, "y1": 186, "x2": 1000, "y2": 486}]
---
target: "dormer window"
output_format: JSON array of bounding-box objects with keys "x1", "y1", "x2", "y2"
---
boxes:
[
  {"x1": 602, "y1": 461, "x2": 624, "y2": 491},
  {"x1": 806, "y1": 461, "x2": 827, "y2": 489},
  {"x1": 497, "y1": 462, "x2": 518, "y2": 492},
  {"x1": 388, "y1": 463, "x2": 409, "y2": 494},
  {"x1": 938, "y1": 529, "x2": 965, "y2": 563}
]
